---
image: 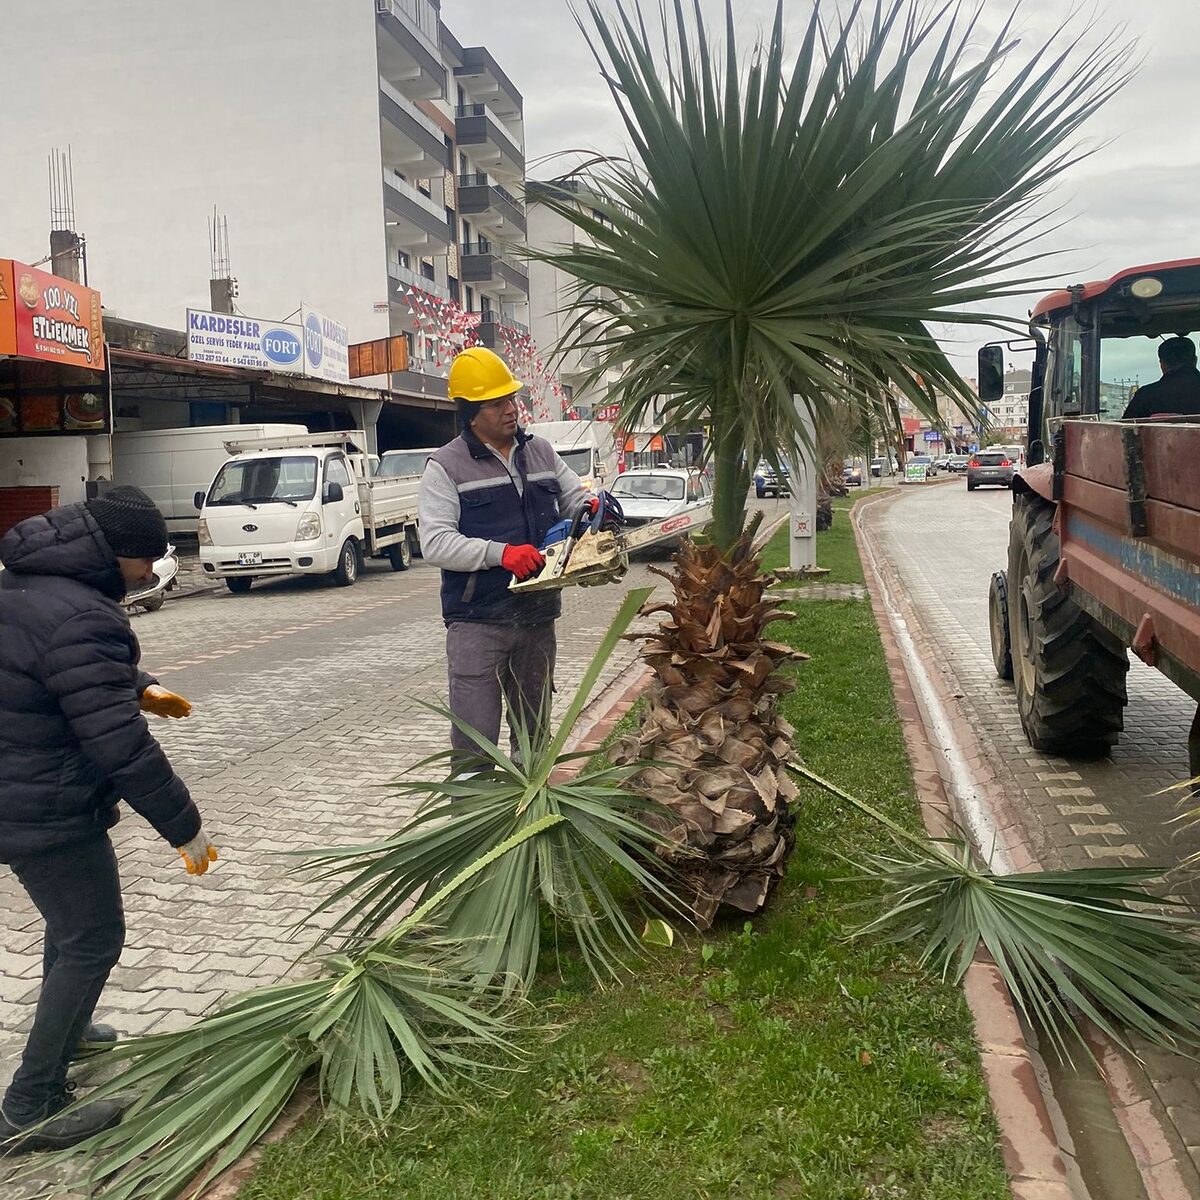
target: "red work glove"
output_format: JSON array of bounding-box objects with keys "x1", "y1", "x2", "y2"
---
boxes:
[{"x1": 502, "y1": 543, "x2": 545, "y2": 581}]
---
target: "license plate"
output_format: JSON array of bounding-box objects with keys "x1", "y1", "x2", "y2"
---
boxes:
[{"x1": 237, "y1": 552, "x2": 263, "y2": 566}]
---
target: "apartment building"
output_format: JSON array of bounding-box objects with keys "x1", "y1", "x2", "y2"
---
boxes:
[
  {"x1": 525, "y1": 180, "x2": 621, "y2": 420},
  {"x1": 1, "y1": 0, "x2": 534, "y2": 446},
  {"x1": 379, "y1": 0, "x2": 532, "y2": 413}
]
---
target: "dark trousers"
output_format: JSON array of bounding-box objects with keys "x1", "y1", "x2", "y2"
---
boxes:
[
  {"x1": 446, "y1": 621, "x2": 557, "y2": 760},
  {"x1": 4, "y1": 836, "x2": 125, "y2": 1120}
]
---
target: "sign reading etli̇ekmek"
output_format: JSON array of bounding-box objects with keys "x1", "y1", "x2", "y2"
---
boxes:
[
  {"x1": 186, "y1": 309, "x2": 305, "y2": 374},
  {"x1": 300, "y1": 305, "x2": 349, "y2": 383}
]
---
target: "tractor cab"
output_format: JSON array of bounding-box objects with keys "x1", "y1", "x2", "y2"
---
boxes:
[{"x1": 978, "y1": 258, "x2": 1200, "y2": 465}]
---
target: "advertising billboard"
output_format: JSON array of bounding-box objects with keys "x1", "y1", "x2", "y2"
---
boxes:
[
  {"x1": 0, "y1": 260, "x2": 105, "y2": 371},
  {"x1": 186, "y1": 308, "x2": 305, "y2": 374},
  {"x1": 300, "y1": 305, "x2": 350, "y2": 383}
]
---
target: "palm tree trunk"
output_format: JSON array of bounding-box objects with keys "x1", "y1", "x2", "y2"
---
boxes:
[
  {"x1": 710, "y1": 411, "x2": 748, "y2": 552},
  {"x1": 616, "y1": 527, "x2": 806, "y2": 927}
]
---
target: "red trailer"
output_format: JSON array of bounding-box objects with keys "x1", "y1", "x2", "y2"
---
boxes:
[{"x1": 980, "y1": 258, "x2": 1200, "y2": 772}]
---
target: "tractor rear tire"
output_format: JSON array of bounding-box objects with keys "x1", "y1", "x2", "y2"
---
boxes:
[{"x1": 1007, "y1": 494, "x2": 1128, "y2": 757}]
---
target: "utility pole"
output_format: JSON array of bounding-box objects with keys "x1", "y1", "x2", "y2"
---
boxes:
[{"x1": 786, "y1": 397, "x2": 817, "y2": 572}]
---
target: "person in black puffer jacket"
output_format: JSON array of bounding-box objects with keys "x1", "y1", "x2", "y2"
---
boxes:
[{"x1": 0, "y1": 486, "x2": 217, "y2": 1153}]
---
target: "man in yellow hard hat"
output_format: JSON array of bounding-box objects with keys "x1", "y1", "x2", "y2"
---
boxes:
[{"x1": 418, "y1": 347, "x2": 595, "y2": 762}]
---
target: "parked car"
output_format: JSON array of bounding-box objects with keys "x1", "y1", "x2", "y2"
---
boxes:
[
  {"x1": 753, "y1": 459, "x2": 791, "y2": 498},
  {"x1": 869, "y1": 456, "x2": 896, "y2": 477},
  {"x1": 608, "y1": 467, "x2": 711, "y2": 554},
  {"x1": 947, "y1": 454, "x2": 970, "y2": 473},
  {"x1": 375, "y1": 448, "x2": 437, "y2": 478},
  {"x1": 966, "y1": 449, "x2": 1016, "y2": 491},
  {"x1": 933, "y1": 456, "x2": 952, "y2": 472},
  {"x1": 909, "y1": 454, "x2": 938, "y2": 477},
  {"x1": 843, "y1": 462, "x2": 863, "y2": 487}
]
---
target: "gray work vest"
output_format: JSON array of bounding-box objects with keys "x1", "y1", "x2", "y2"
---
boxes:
[{"x1": 429, "y1": 428, "x2": 563, "y2": 625}]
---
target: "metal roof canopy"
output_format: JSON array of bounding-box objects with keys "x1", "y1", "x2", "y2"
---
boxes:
[{"x1": 106, "y1": 347, "x2": 455, "y2": 416}]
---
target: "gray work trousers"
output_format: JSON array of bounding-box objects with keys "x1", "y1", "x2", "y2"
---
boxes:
[{"x1": 446, "y1": 621, "x2": 557, "y2": 761}]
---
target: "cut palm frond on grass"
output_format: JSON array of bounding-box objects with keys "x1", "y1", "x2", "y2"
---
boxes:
[
  {"x1": 26, "y1": 820, "x2": 560, "y2": 1200},
  {"x1": 299, "y1": 586, "x2": 692, "y2": 989},
  {"x1": 797, "y1": 764, "x2": 1200, "y2": 1062}
]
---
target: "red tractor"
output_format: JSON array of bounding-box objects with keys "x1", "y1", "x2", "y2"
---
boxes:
[{"x1": 981, "y1": 258, "x2": 1200, "y2": 774}]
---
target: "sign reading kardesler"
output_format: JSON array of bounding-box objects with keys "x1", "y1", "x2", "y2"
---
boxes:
[
  {"x1": 187, "y1": 308, "x2": 305, "y2": 374},
  {"x1": 0, "y1": 260, "x2": 105, "y2": 371}
]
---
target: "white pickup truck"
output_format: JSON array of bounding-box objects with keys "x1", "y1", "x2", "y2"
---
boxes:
[{"x1": 196, "y1": 431, "x2": 420, "y2": 594}]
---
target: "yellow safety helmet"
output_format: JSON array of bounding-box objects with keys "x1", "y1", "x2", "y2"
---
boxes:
[{"x1": 448, "y1": 346, "x2": 523, "y2": 403}]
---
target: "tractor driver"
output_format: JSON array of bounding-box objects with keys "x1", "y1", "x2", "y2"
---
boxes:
[
  {"x1": 1122, "y1": 336, "x2": 1200, "y2": 420},
  {"x1": 418, "y1": 348, "x2": 596, "y2": 763}
]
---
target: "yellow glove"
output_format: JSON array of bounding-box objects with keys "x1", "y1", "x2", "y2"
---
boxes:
[
  {"x1": 141, "y1": 685, "x2": 192, "y2": 719},
  {"x1": 177, "y1": 831, "x2": 218, "y2": 876}
]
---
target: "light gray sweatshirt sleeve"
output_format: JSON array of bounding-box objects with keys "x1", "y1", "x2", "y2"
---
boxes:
[{"x1": 418, "y1": 460, "x2": 507, "y2": 572}]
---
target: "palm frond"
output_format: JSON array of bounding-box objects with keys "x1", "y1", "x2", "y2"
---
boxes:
[
  {"x1": 298, "y1": 585, "x2": 692, "y2": 989},
  {"x1": 24, "y1": 817, "x2": 562, "y2": 1199},
  {"x1": 532, "y1": 0, "x2": 1134, "y2": 547},
  {"x1": 796, "y1": 764, "x2": 1200, "y2": 1062}
]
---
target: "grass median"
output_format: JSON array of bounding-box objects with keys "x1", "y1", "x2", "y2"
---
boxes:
[{"x1": 240, "y1": 497, "x2": 1008, "y2": 1200}]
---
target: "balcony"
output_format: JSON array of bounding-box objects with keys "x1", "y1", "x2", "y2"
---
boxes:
[
  {"x1": 379, "y1": 78, "x2": 450, "y2": 176},
  {"x1": 376, "y1": 0, "x2": 446, "y2": 100},
  {"x1": 455, "y1": 46, "x2": 522, "y2": 123},
  {"x1": 476, "y1": 316, "x2": 531, "y2": 349},
  {"x1": 459, "y1": 241, "x2": 528, "y2": 295},
  {"x1": 387, "y1": 260, "x2": 452, "y2": 303},
  {"x1": 391, "y1": 361, "x2": 450, "y2": 402},
  {"x1": 383, "y1": 170, "x2": 451, "y2": 249},
  {"x1": 455, "y1": 104, "x2": 524, "y2": 182},
  {"x1": 456, "y1": 173, "x2": 526, "y2": 236}
]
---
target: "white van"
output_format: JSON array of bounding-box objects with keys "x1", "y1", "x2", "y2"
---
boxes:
[
  {"x1": 197, "y1": 431, "x2": 420, "y2": 594},
  {"x1": 112, "y1": 424, "x2": 306, "y2": 535},
  {"x1": 526, "y1": 420, "x2": 617, "y2": 491}
]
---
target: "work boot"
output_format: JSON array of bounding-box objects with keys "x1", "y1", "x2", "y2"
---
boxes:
[
  {"x1": 71, "y1": 1021, "x2": 119, "y2": 1061},
  {"x1": 0, "y1": 1091, "x2": 123, "y2": 1154}
]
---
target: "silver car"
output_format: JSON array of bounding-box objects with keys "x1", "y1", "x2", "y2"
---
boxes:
[{"x1": 966, "y1": 449, "x2": 1016, "y2": 491}]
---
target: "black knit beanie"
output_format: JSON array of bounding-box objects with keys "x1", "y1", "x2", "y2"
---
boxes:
[{"x1": 85, "y1": 486, "x2": 168, "y2": 559}]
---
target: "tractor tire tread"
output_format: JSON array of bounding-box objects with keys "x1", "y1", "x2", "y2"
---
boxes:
[{"x1": 1008, "y1": 494, "x2": 1128, "y2": 757}]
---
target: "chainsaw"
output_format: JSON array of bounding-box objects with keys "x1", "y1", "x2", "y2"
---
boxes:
[{"x1": 509, "y1": 491, "x2": 715, "y2": 592}]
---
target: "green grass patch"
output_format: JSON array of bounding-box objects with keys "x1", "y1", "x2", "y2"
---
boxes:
[{"x1": 240, "y1": 538, "x2": 1006, "y2": 1200}]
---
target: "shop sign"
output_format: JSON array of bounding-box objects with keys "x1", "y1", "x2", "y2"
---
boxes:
[
  {"x1": 187, "y1": 308, "x2": 305, "y2": 374},
  {"x1": 300, "y1": 305, "x2": 349, "y2": 383},
  {"x1": 0, "y1": 260, "x2": 105, "y2": 371},
  {"x1": 594, "y1": 403, "x2": 620, "y2": 422}
]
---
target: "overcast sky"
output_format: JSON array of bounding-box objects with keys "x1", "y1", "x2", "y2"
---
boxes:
[{"x1": 449, "y1": 0, "x2": 1200, "y2": 383}]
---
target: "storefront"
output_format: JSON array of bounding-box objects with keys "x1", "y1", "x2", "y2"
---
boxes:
[{"x1": 0, "y1": 260, "x2": 109, "y2": 532}]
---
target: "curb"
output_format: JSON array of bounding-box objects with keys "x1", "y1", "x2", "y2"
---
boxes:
[{"x1": 853, "y1": 489, "x2": 1200, "y2": 1200}]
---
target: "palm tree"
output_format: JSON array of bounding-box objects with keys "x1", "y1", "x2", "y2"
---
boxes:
[{"x1": 532, "y1": 0, "x2": 1131, "y2": 923}]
